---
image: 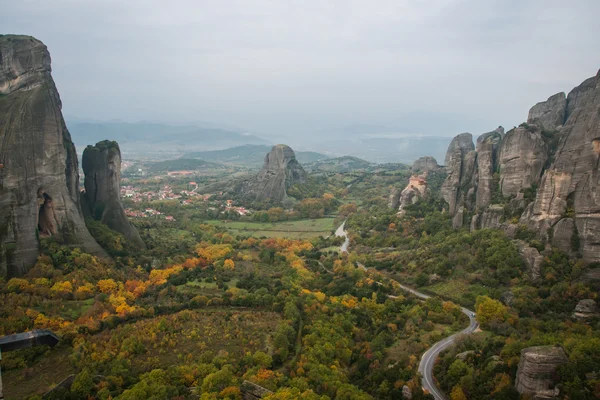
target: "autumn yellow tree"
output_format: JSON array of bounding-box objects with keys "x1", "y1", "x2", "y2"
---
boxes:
[
  {"x1": 450, "y1": 385, "x2": 467, "y2": 400},
  {"x1": 223, "y1": 259, "x2": 235, "y2": 270}
]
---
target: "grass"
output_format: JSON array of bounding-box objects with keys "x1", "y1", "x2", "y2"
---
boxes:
[
  {"x1": 423, "y1": 280, "x2": 491, "y2": 307},
  {"x1": 206, "y1": 218, "x2": 335, "y2": 239}
]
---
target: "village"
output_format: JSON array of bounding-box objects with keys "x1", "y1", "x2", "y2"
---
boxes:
[{"x1": 121, "y1": 180, "x2": 250, "y2": 222}]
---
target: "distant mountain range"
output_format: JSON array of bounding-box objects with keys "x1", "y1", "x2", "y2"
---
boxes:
[
  {"x1": 184, "y1": 145, "x2": 329, "y2": 168},
  {"x1": 68, "y1": 121, "x2": 270, "y2": 153}
]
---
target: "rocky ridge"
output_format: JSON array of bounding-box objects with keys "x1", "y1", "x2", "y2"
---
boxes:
[
  {"x1": 0, "y1": 35, "x2": 107, "y2": 277},
  {"x1": 431, "y1": 70, "x2": 600, "y2": 263}
]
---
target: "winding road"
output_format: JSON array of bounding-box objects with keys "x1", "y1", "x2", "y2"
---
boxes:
[{"x1": 334, "y1": 221, "x2": 479, "y2": 400}]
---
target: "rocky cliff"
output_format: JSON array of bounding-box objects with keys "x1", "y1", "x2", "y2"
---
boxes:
[
  {"x1": 434, "y1": 70, "x2": 600, "y2": 263},
  {"x1": 82, "y1": 141, "x2": 145, "y2": 249},
  {"x1": 440, "y1": 133, "x2": 476, "y2": 228},
  {"x1": 0, "y1": 35, "x2": 106, "y2": 278},
  {"x1": 238, "y1": 144, "x2": 307, "y2": 203},
  {"x1": 514, "y1": 345, "x2": 568, "y2": 398}
]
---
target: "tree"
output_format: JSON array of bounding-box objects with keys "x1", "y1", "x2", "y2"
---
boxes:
[
  {"x1": 475, "y1": 296, "x2": 508, "y2": 328},
  {"x1": 223, "y1": 259, "x2": 235, "y2": 270},
  {"x1": 450, "y1": 385, "x2": 468, "y2": 400}
]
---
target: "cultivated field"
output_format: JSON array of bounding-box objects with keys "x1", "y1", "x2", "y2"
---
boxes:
[{"x1": 206, "y1": 218, "x2": 335, "y2": 239}]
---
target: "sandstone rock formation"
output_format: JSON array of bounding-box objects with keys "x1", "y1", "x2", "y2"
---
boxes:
[
  {"x1": 528, "y1": 71, "x2": 600, "y2": 262},
  {"x1": 527, "y1": 92, "x2": 567, "y2": 131},
  {"x1": 82, "y1": 141, "x2": 145, "y2": 249},
  {"x1": 441, "y1": 133, "x2": 476, "y2": 228},
  {"x1": 388, "y1": 187, "x2": 401, "y2": 210},
  {"x1": 498, "y1": 126, "x2": 547, "y2": 197},
  {"x1": 519, "y1": 245, "x2": 544, "y2": 280},
  {"x1": 432, "y1": 70, "x2": 600, "y2": 264},
  {"x1": 240, "y1": 380, "x2": 273, "y2": 399},
  {"x1": 0, "y1": 35, "x2": 106, "y2": 278},
  {"x1": 573, "y1": 299, "x2": 598, "y2": 319},
  {"x1": 475, "y1": 127, "x2": 503, "y2": 209},
  {"x1": 412, "y1": 156, "x2": 439, "y2": 173},
  {"x1": 398, "y1": 175, "x2": 428, "y2": 213},
  {"x1": 515, "y1": 345, "x2": 568, "y2": 398},
  {"x1": 238, "y1": 144, "x2": 307, "y2": 203}
]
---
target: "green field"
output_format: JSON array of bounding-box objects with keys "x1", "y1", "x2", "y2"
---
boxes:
[{"x1": 206, "y1": 218, "x2": 336, "y2": 239}]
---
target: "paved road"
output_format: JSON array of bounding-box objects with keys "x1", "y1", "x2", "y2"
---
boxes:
[
  {"x1": 335, "y1": 221, "x2": 479, "y2": 399},
  {"x1": 417, "y1": 307, "x2": 478, "y2": 399},
  {"x1": 335, "y1": 220, "x2": 350, "y2": 253}
]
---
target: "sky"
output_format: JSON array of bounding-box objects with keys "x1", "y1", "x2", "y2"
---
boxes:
[{"x1": 2, "y1": 0, "x2": 600, "y2": 139}]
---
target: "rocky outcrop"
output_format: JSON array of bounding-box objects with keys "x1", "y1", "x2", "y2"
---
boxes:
[
  {"x1": 527, "y1": 92, "x2": 567, "y2": 131},
  {"x1": 551, "y1": 218, "x2": 576, "y2": 255},
  {"x1": 573, "y1": 299, "x2": 598, "y2": 319},
  {"x1": 389, "y1": 188, "x2": 401, "y2": 209},
  {"x1": 402, "y1": 385, "x2": 412, "y2": 399},
  {"x1": 398, "y1": 175, "x2": 428, "y2": 213},
  {"x1": 0, "y1": 35, "x2": 106, "y2": 278},
  {"x1": 498, "y1": 126, "x2": 548, "y2": 197},
  {"x1": 470, "y1": 205, "x2": 504, "y2": 230},
  {"x1": 519, "y1": 245, "x2": 544, "y2": 280},
  {"x1": 441, "y1": 133, "x2": 476, "y2": 228},
  {"x1": 412, "y1": 156, "x2": 439, "y2": 173},
  {"x1": 475, "y1": 127, "x2": 503, "y2": 209},
  {"x1": 238, "y1": 145, "x2": 307, "y2": 203},
  {"x1": 515, "y1": 346, "x2": 568, "y2": 398},
  {"x1": 529, "y1": 70, "x2": 600, "y2": 262},
  {"x1": 82, "y1": 141, "x2": 145, "y2": 248},
  {"x1": 240, "y1": 380, "x2": 273, "y2": 399}
]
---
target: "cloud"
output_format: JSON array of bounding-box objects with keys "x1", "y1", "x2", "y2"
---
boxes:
[{"x1": 2, "y1": 0, "x2": 599, "y2": 137}]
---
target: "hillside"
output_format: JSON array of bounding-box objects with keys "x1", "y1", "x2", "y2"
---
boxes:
[
  {"x1": 184, "y1": 145, "x2": 329, "y2": 168},
  {"x1": 305, "y1": 156, "x2": 374, "y2": 172}
]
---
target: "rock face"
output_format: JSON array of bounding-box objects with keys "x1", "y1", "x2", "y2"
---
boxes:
[
  {"x1": 475, "y1": 127, "x2": 503, "y2": 209},
  {"x1": 527, "y1": 92, "x2": 567, "y2": 131},
  {"x1": 412, "y1": 156, "x2": 439, "y2": 173},
  {"x1": 388, "y1": 187, "x2": 401, "y2": 209},
  {"x1": 498, "y1": 126, "x2": 547, "y2": 197},
  {"x1": 530, "y1": 70, "x2": 600, "y2": 262},
  {"x1": 240, "y1": 380, "x2": 273, "y2": 399},
  {"x1": 398, "y1": 175, "x2": 428, "y2": 212},
  {"x1": 441, "y1": 133, "x2": 476, "y2": 228},
  {"x1": 573, "y1": 299, "x2": 598, "y2": 319},
  {"x1": 515, "y1": 346, "x2": 568, "y2": 398},
  {"x1": 0, "y1": 35, "x2": 106, "y2": 278},
  {"x1": 82, "y1": 141, "x2": 145, "y2": 249},
  {"x1": 432, "y1": 70, "x2": 600, "y2": 264},
  {"x1": 239, "y1": 144, "x2": 307, "y2": 203}
]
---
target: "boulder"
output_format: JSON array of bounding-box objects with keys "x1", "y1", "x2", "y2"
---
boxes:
[
  {"x1": 240, "y1": 380, "x2": 273, "y2": 400},
  {"x1": 498, "y1": 126, "x2": 547, "y2": 197},
  {"x1": 412, "y1": 156, "x2": 439, "y2": 173},
  {"x1": 573, "y1": 299, "x2": 598, "y2": 319},
  {"x1": 238, "y1": 144, "x2": 307, "y2": 203},
  {"x1": 456, "y1": 350, "x2": 475, "y2": 361},
  {"x1": 527, "y1": 92, "x2": 567, "y2": 131},
  {"x1": 82, "y1": 141, "x2": 145, "y2": 249},
  {"x1": 514, "y1": 346, "x2": 568, "y2": 397},
  {"x1": 520, "y1": 245, "x2": 544, "y2": 280},
  {"x1": 0, "y1": 35, "x2": 106, "y2": 278},
  {"x1": 402, "y1": 385, "x2": 412, "y2": 399}
]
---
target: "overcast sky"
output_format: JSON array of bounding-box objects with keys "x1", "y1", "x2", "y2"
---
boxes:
[{"x1": 3, "y1": 0, "x2": 599, "y2": 137}]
